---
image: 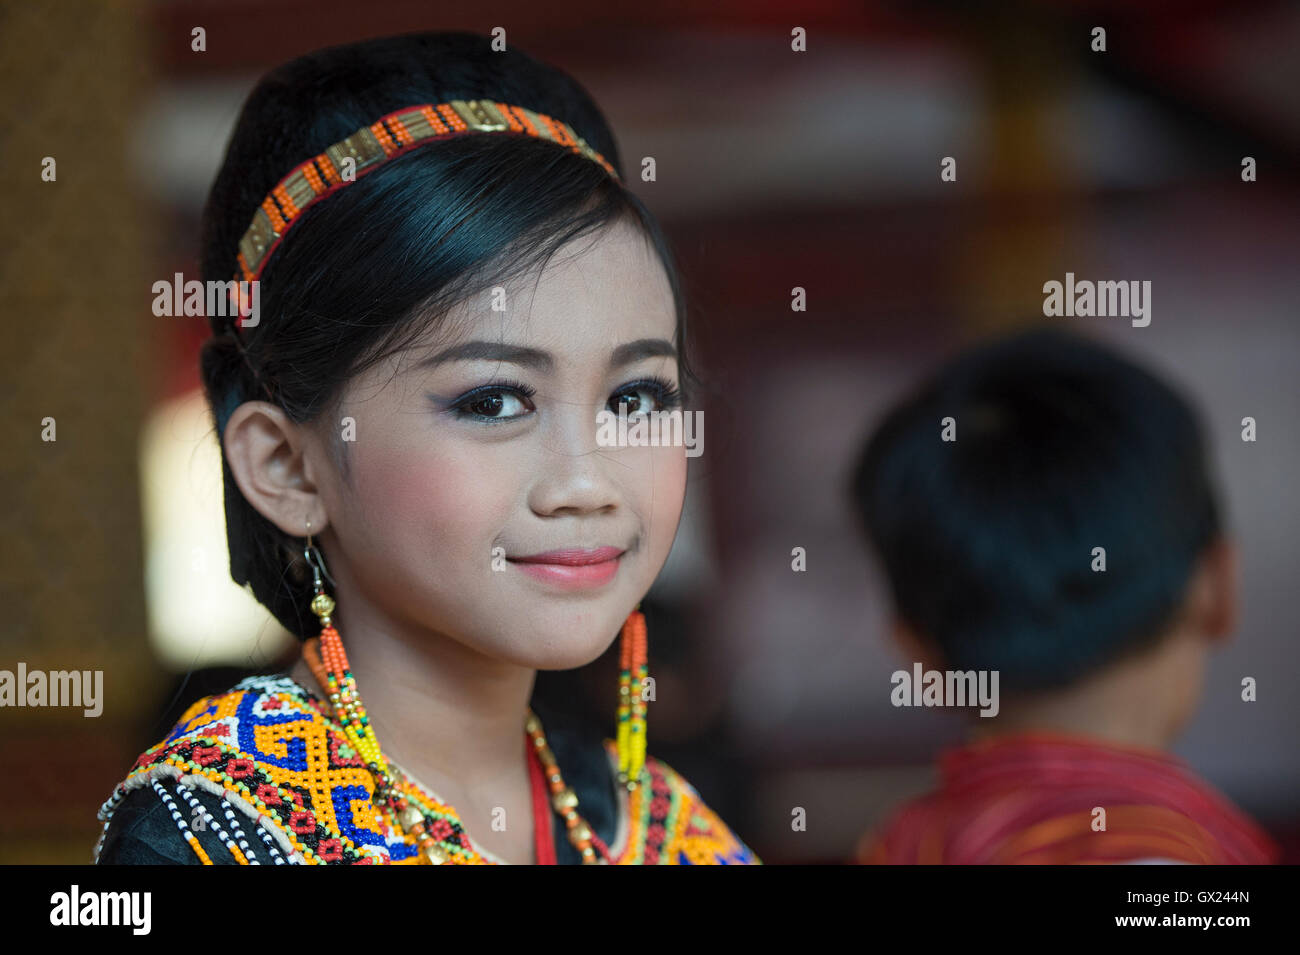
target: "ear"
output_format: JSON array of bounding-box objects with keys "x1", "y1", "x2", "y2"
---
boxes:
[
  {"x1": 222, "y1": 400, "x2": 330, "y2": 538},
  {"x1": 1189, "y1": 537, "x2": 1237, "y2": 646},
  {"x1": 890, "y1": 618, "x2": 947, "y2": 671}
]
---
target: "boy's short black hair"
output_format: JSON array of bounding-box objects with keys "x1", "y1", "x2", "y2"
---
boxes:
[{"x1": 850, "y1": 327, "x2": 1223, "y2": 692}]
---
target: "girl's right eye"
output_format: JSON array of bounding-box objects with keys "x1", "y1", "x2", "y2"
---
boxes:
[{"x1": 449, "y1": 380, "x2": 537, "y2": 422}]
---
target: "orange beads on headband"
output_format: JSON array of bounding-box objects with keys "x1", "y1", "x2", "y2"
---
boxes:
[{"x1": 230, "y1": 99, "x2": 620, "y2": 292}]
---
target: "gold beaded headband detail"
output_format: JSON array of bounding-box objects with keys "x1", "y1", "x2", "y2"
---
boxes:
[{"x1": 228, "y1": 99, "x2": 619, "y2": 301}]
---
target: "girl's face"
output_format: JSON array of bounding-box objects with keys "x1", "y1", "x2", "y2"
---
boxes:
[{"x1": 309, "y1": 217, "x2": 687, "y2": 668}]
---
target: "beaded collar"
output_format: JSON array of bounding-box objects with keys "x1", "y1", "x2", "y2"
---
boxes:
[{"x1": 95, "y1": 673, "x2": 759, "y2": 865}]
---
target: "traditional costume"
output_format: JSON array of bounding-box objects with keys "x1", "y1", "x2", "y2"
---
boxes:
[
  {"x1": 857, "y1": 731, "x2": 1278, "y2": 864},
  {"x1": 94, "y1": 671, "x2": 756, "y2": 865},
  {"x1": 95, "y1": 100, "x2": 759, "y2": 866}
]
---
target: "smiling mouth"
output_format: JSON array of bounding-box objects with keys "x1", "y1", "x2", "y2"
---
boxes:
[
  {"x1": 510, "y1": 546, "x2": 624, "y2": 565},
  {"x1": 507, "y1": 547, "x2": 625, "y2": 589}
]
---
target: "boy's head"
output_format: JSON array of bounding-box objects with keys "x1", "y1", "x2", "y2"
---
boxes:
[{"x1": 850, "y1": 327, "x2": 1232, "y2": 697}]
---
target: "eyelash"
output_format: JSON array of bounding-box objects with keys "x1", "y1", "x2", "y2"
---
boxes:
[
  {"x1": 448, "y1": 376, "x2": 682, "y2": 423},
  {"x1": 614, "y1": 377, "x2": 683, "y2": 415},
  {"x1": 449, "y1": 379, "x2": 537, "y2": 424}
]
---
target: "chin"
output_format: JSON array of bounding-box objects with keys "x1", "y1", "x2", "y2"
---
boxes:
[
  {"x1": 500, "y1": 609, "x2": 625, "y2": 670},
  {"x1": 527, "y1": 631, "x2": 619, "y2": 671},
  {"x1": 463, "y1": 595, "x2": 636, "y2": 669}
]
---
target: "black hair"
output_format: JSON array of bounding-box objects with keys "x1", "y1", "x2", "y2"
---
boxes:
[
  {"x1": 849, "y1": 327, "x2": 1223, "y2": 692},
  {"x1": 199, "y1": 31, "x2": 696, "y2": 640}
]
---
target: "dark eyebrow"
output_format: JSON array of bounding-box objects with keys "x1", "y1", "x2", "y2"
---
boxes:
[
  {"x1": 415, "y1": 341, "x2": 554, "y2": 372},
  {"x1": 415, "y1": 338, "x2": 677, "y2": 372},
  {"x1": 610, "y1": 338, "x2": 677, "y2": 368}
]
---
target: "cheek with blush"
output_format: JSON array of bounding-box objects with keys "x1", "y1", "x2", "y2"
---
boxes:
[
  {"x1": 350, "y1": 437, "x2": 516, "y2": 596},
  {"x1": 637, "y1": 447, "x2": 689, "y2": 574}
]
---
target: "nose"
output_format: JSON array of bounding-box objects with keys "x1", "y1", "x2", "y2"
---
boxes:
[{"x1": 526, "y1": 406, "x2": 622, "y2": 517}]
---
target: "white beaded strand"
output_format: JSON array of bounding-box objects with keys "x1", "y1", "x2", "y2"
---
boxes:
[{"x1": 173, "y1": 780, "x2": 257, "y2": 864}]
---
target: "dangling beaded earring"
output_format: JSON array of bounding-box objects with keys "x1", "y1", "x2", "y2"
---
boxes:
[
  {"x1": 298, "y1": 522, "x2": 447, "y2": 861},
  {"x1": 299, "y1": 522, "x2": 388, "y2": 787},
  {"x1": 616, "y1": 604, "x2": 648, "y2": 790}
]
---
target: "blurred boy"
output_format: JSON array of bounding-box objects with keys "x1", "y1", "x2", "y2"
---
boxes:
[{"x1": 849, "y1": 328, "x2": 1277, "y2": 864}]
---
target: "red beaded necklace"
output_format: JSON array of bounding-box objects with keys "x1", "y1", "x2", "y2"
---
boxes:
[{"x1": 526, "y1": 735, "x2": 557, "y2": 865}]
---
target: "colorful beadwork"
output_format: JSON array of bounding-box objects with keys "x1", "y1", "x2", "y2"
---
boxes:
[
  {"x1": 230, "y1": 99, "x2": 619, "y2": 295},
  {"x1": 617, "y1": 609, "x2": 648, "y2": 789},
  {"x1": 95, "y1": 674, "x2": 759, "y2": 865}
]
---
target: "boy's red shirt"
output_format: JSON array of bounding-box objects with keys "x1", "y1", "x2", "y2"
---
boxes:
[{"x1": 858, "y1": 731, "x2": 1279, "y2": 864}]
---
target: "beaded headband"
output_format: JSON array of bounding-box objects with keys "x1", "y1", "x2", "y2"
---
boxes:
[
  {"x1": 217, "y1": 100, "x2": 618, "y2": 424},
  {"x1": 229, "y1": 99, "x2": 619, "y2": 298}
]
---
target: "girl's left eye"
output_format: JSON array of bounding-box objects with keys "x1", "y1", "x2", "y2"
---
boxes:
[
  {"x1": 445, "y1": 376, "x2": 681, "y2": 424},
  {"x1": 608, "y1": 378, "x2": 682, "y2": 418},
  {"x1": 449, "y1": 381, "x2": 537, "y2": 422}
]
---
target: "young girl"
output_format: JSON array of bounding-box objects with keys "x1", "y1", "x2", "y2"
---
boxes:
[{"x1": 95, "y1": 31, "x2": 758, "y2": 865}]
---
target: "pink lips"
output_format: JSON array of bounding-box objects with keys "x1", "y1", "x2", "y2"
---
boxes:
[{"x1": 509, "y1": 547, "x2": 624, "y2": 589}]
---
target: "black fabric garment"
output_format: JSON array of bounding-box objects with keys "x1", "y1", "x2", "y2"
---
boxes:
[
  {"x1": 98, "y1": 782, "x2": 244, "y2": 864},
  {"x1": 97, "y1": 685, "x2": 618, "y2": 865}
]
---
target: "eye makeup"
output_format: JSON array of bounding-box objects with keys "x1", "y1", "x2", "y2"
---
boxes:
[
  {"x1": 432, "y1": 374, "x2": 683, "y2": 425},
  {"x1": 608, "y1": 376, "x2": 682, "y2": 415},
  {"x1": 442, "y1": 379, "x2": 538, "y2": 423}
]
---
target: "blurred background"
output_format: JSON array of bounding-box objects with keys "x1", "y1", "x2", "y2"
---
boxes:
[{"x1": 1, "y1": 0, "x2": 1297, "y2": 864}]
